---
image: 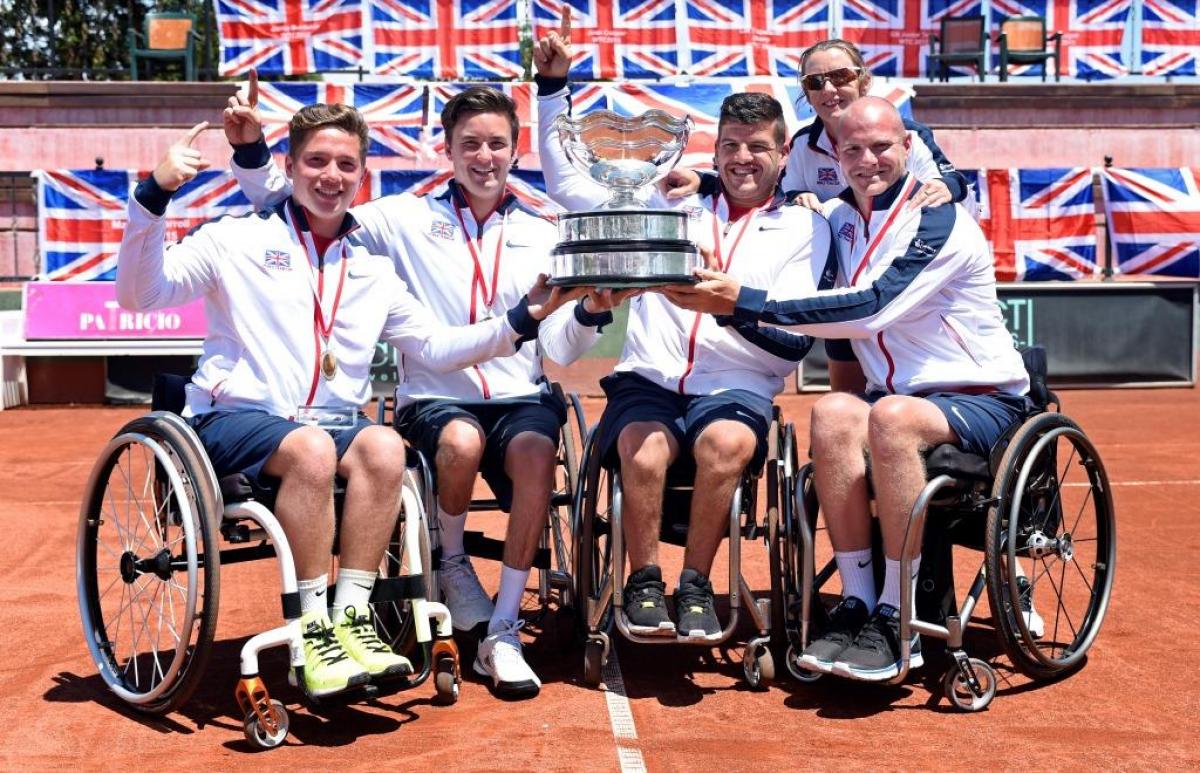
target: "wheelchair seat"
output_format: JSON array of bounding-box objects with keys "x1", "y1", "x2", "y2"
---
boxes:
[{"x1": 925, "y1": 444, "x2": 991, "y2": 481}]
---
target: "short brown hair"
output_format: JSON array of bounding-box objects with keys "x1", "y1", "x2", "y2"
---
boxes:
[
  {"x1": 799, "y1": 38, "x2": 872, "y2": 94},
  {"x1": 288, "y1": 103, "x2": 370, "y2": 161},
  {"x1": 440, "y1": 86, "x2": 520, "y2": 147}
]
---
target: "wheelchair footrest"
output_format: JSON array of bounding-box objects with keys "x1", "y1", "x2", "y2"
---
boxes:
[
  {"x1": 370, "y1": 575, "x2": 428, "y2": 603},
  {"x1": 460, "y1": 531, "x2": 552, "y2": 571}
]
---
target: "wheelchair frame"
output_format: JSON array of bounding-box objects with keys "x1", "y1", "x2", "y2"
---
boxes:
[
  {"x1": 76, "y1": 409, "x2": 460, "y2": 750},
  {"x1": 776, "y1": 393, "x2": 1116, "y2": 711},
  {"x1": 572, "y1": 410, "x2": 787, "y2": 689}
]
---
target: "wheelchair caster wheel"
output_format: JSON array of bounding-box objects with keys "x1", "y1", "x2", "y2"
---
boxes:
[
  {"x1": 243, "y1": 699, "x2": 289, "y2": 750},
  {"x1": 583, "y1": 640, "x2": 605, "y2": 687},
  {"x1": 434, "y1": 658, "x2": 460, "y2": 705},
  {"x1": 943, "y1": 658, "x2": 997, "y2": 712},
  {"x1": 743, "y1": 644, "x2": 773, "y2": 689},
  {"x1": 785, "y1": 644, "x2": 823, "y2": 683}
]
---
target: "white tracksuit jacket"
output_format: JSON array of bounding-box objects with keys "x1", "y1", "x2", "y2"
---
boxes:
[
  {"x1": 231, "y1": 155, "x2": 605, "y2": 406},
  {"x1": 731, "y1": 173, "x2": 1028, "y2": 396},
  {"x1": 117, "y1": 189, "x2": 536, "y2": 418},
  {"x1": 539, "y1": 86, "x2": 831, "y2": 401}
]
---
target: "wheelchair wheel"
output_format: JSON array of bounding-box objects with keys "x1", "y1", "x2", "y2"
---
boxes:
[
  {"x1": 546, "y1": 388, "x2": 584, "y2": 611},
  {"x1": 767, "y1": 423, "x2": 798, "y2": 659},
  {"x1": 985, "y1": 412, "x2": 1116, "y2": 681},
  {"x1": 77, "y1": 412, "x2": 220, "y2": 713},
  {"x1": 573, "y1": 429, "x2": 613, "y2": 644},
  {"x1": 373, "y1": 468, "x2": 432, "y2": 657}
]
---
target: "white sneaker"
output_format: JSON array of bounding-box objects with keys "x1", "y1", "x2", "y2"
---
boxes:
[
  {"x1": 1016, "y1": 576, "x2": 1045, "y2": 639},
  {"x1": 473, "y1": 618, "x2": 541, "y2": 698},
  {"x1": 439, "y1": 553, "x2": 494, "y2": 632}
]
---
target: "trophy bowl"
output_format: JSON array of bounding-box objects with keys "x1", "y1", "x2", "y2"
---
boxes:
[{"x1": 548, "y1": 109, "x2": 701, "y2": 288}]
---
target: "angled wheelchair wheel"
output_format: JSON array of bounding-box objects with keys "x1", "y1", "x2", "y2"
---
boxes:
[
  {"x1": 573, "y1": 428, "x2": 613, "y2": 644},
  {"x1": 985, "y1": 412, "x2": 1116, "y2": 681},
  {"x1": 546, "y1": 387, "x2": 585, "y2": 613},
  {"x1": 767, "y1": 423, "x2": 799, "y2": 659},
  {"x1": 77, "y1": 412, "x2": 220, "y2": 713},
  {"x1": 373, "y1": 467, "x2": 432, "y2": 657}
]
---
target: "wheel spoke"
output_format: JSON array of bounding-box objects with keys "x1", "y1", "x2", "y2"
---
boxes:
[
  {"x1": 1071, "y1": 556, "x2": 1095, "y2": 596},
  {"x1": 1037, "y1": 441, "x2": 1078, "y2": 534},
  {"x1": 1067, "y1": 468, "x2": 1095, "y2": 537},
  {"x1": 105, "y1": 470, "x2": 131, "y2": 551},
  {"x1": 1046, "y1": 556, "x2": 1079, "y2": 646}
]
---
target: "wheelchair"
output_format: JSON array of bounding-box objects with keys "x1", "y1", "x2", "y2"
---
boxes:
[
  {"x1": 773, "y1": 347, "x2": 1116, "y2": 710},
  {"x1": 572, "y1": 407, "x2": 788, "y2": 689},
  {"x1": 76, "y1": 376, "x2": 460, "y2": 750},
  {"x1": 376, "y1": 382, "x2": 587, "y2": 622}
]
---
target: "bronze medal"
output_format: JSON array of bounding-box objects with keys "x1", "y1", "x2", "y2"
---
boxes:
[{"x1": 321, "y1": 346, "x2": 338, "y2": 380}]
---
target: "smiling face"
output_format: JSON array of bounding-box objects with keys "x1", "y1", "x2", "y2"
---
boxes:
[
  {"x1": 445, "y1": 111, "x2": 515, "y2": 213},
  {"x1": 284, "y1": 126, "x2": 365, "y2": 236},
  {"x1": 714, "y1": 120, "x2": 786, "y2": 208},
  {"x1": 836, "y1": 98, "x2": 911, "y2": 203},
  {"x1": 801, "y1": 47, "x2": 870, "y2": 128}
]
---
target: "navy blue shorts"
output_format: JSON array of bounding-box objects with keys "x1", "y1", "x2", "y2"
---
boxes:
[
  {"x1": 596, "y1": 371, "x2": 772, "y2": 474},
  {"x1": 188, "y1": 409, "x2": 372, "y2": 488},
  {"x1": 865, "y1": 391, "x2": 1031, "y2": 457},
  {"x1": 393, "y1": 392, "x2": 566, "y2": 513}
]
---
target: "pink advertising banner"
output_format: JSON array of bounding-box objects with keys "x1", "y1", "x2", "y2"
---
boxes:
[{"x1": 23, "y1": 281, "x2": 206, "y2": 340}]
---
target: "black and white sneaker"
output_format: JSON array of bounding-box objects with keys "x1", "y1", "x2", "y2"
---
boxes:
[
  {"x1": 797, "y1": 596, "x2": 871, "y2": 673},
  {"x1": 624, "y1": 564, "x2": 675, "y2": 636},
  {"x1": 832, "y1": 603, "x2": 923, "y2": 682},
  {"x1": 674, "y1": 569, "x2": 721, "y2": 641},
  {"x1": 1016, "y1": 576, "x2": 1045, "y2": 639},
  {"x1": 473, "y1": 618, "x2": 541, "y2": 698}
]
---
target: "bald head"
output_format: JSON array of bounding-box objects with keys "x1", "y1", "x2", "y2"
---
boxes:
[{"x1": 835, "y1": 96, "x2": 911, "y2": 203}]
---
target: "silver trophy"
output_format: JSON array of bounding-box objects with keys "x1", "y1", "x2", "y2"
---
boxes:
[{"x1": 548, "y1": 109, "x2": 701, "y2": 288}]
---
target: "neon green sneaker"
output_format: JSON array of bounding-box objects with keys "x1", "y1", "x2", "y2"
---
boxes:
[
  {"x1": 334, "y1": 606, "x2": 413, "y2": 680},
  {"x1": 297, "y1": 611, "x2": 371, "y2": 698}
]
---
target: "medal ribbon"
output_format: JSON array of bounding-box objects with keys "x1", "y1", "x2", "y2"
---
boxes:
[
  {"x1": 288, "y1": 202, "x2": 349, "y2": 406},
  {"x1": 453, "y1": 198, "x2": 505, "y2": 324}
]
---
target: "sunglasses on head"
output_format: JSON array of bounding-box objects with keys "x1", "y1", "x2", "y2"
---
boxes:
[{"x1": 800, "y1": 67, "x2": 862, "y2": 91}]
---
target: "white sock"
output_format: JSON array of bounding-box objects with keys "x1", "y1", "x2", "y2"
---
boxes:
[
  {"x1": 880, "y1": 555, "x2": 922, "y2": 611},
  {"x1": 835, "y1": 549, "x2": 877, "y2": 610},
  {"x1": 438, "y1": 504, "x2": 467, "y2": 557},
  {"x1": 491, "y1": 564, "x2": 529, "y2": 629},
  {"x1": 332, "y1": 567, "x2": 377, "y2": 623},
  {"x1": 297, "y1": 574, "x2": 329, "y2": 618}
]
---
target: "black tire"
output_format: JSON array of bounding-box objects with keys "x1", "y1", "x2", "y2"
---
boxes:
[
  {"x1": 372, "y1": 469, "x2": 431, "y2": 664},
  {"x1": 984, "y1": 412, "x2": 1116, "y2": 680},
  {"x1": 767, "y1": 423, "x2": 797, "y2": 661},
  {"x1": 583, "y1": 639, "x2": 604, "y2": 687},
  {"x1": 77, "y1": 412, "x2": 220, "y2": 713},
  {"x1": 547, "y1": 387, "x2": 585, "y2": 613},
  {"x1": 573, "y1": 429, "x2": 612, "y2": 644}
]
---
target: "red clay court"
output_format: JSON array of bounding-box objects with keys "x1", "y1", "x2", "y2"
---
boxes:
[{"x1": 2, "y1": 386, "x2": 1198, "y2": 770}]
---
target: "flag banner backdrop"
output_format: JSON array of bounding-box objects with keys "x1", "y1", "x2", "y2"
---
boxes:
[
  {"x1": 36, "y1": 170, "x2": 254, "y2": 282},
  {"x1": 531, "y1": 0, "x2": 681, "y2": 81},
  {"x1": 680, "y1": 0, "x2": 830, "y2": 78},
  {"x1": 840, "y1": 0, "x2": 983, "y2": 79},
  {"x1": 371, "y1": 0, "x2": 524, "y2": 80},
  {"x1": 1139, "y1": 0, "x2": 1199, "y2": 77},
  {"x1": 214, "y1": 0, "x2": 366, "y2": 77},
  {"x1": 991, "y1": 0, "x2": 1132, "y2": 80},
  {"x1": 966, "y1": 168, "x2": 1099, "y2": 281},
  {"x1": 1102, "y1": 167, "x2": 1200, "y2": 278},
  {"x1": 257, "y1": 81, "x2": 425, "y2": 156}
]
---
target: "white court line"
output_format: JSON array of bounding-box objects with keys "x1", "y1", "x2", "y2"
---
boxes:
[
  {"x1": 1065, "y1": 480, "x2": 1200, "y2": 487},
  {"x1": 601, "y1": 648, "x2": 646, "y2": 773}
]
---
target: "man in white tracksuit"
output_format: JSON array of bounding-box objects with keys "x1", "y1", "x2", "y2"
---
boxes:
[
  {"x1": 535, "y1": 25, "x2": 830, "y2": 640},
  {"x1": 664, "y1": 98, "x2": 1031, "y2": 681},
  {"x1": 118, "y1": 105, "x2": 575, "y2": 700},
  {"x1": 225, "y1": 83, "x2": 612, "y2": 697}
]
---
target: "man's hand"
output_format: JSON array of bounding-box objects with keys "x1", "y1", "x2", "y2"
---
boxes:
[
  {"x1": 532, "y1": 8, "x2": 572, "y2": 79},
  {"x1": 660, "y1": 168, "x2": 701, "y2": 200},
  {"x1": 906, "y1": 178, "x2": 951, "y2": 211},
  {"x1": 791, "y1": 191, "x2": 822, "y2": 212},
  {"x1": 527, "y1": 273, "x2": 588, "y2": 320},
  {"x1": 152, "y1": 122, "x2": 211, "y2": 192},
  {"x1": 582, "y1": 286, "x2": 643, "y2": 313},
  {"x1": 222, "y1": 69, "x2": 263, "y2": 147},
  {"x1": 659, "y1": 268, "x2": 740, "y2": 315}
]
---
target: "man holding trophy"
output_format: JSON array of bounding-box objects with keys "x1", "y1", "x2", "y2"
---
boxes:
[{"x1": 534, "y1": 18, "x2": 833, "y2": 639}]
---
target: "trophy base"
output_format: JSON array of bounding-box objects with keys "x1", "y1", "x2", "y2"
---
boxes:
[
  {"x1": 549, "y1": 239, "x2": 700, "y2": 289},
  {"x1": 546, "y1": 273, "x2": 699, "y2": 289}
]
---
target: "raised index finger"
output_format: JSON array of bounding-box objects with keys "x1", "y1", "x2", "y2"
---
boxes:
[
  {"x1": 247, "y1": 68, "x2": 259, "y2": 108},
  {"x1": 559, "y1": 6, "x2": 571, "y2": 40},
  {"x1": 182, "y1": 121, "x2": 209, "y2": 147}
]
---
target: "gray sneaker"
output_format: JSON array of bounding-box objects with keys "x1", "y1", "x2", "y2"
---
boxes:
[
  {"x1": 797, "y1": 596, "x2": 870, "y2": 673},
  {"x1": 439, "y1": 554, "x2": 493, "y2": 632}
]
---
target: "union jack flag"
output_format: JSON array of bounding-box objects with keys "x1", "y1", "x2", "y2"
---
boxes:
[
  {"x1": 1139, "y1": 0, "x2": 1199, "y2": 77},
  {"x1": 1101, "y1": 167, "x2": 1200, "y2": 278},
  {"x1": 215, "y1": 0, "x2": 365, "y2": 77},
  {"x1": 362, "y1": 169, "x2": 561, "y2": 218},
  {"x1": 256, "y1": 81, "x2": 424, "y2": 157},
  {"x1": 966, "y1": 167, "x2": 1098, "y2": 281},
  {"x1": 991, "y1": 0, "x2": 1130, "y2": 80},
  {"x1": 426, "y1": 82, "x2": 533, "y2": 159},
  {"x1": 36, "y1": 170, "x2": 253, "y2": 281},
  {"x1": 681, "y1": 0, "x2": 830, "y2": 77},
  {"x1": 840, "y1": 0, "x2": 983, "y2": 78},
  {"x1": 532, "y1": 0, "x2": 681, "y2": 80},
  {"x1": 371, "y1": 0, "x2": 523, "y2": 80}
]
